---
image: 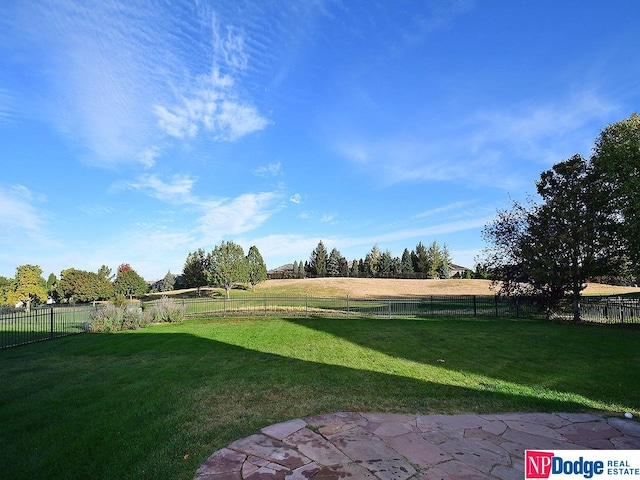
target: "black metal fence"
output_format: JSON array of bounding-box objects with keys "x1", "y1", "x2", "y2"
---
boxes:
[
  {"x1": 3, "y1": 295, "x2": 638, "y2": 350},
  {"x1": 0, "y1": 304, "x2": 95, "y2": 349}
]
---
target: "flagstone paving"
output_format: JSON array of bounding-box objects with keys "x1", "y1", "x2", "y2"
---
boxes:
[{"x1": 194, "y1": 412, "x2": 640, "y2": 479}]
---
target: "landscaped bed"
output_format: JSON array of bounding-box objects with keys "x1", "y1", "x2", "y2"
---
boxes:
[{"x1": 1, "y1": 315, "x2": 638, "y2": 479}]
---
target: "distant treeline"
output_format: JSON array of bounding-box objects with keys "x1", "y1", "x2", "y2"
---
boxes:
[{"x1": 272, "y1": 240, "x2": 488, "y2": 280}]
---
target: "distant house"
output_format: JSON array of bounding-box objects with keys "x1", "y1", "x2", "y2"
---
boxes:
[
  {"x1": 449, "y1": 264, "x2": 472, "y2": 278},
  {"x1": 267, "y1": 264, "x2": 295, "y2": 280}
]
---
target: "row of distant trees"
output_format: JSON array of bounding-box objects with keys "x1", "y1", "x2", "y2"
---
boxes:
[
  {"x1": 284, "y1": 240, "x2": 481, "y2": 279},
  {"x1": 0, "y1": 263, "x2": 149, "y2": 309},
  {"x1": 182, "y1": 241, "x2": 268, "y2": 297},
  {"x1": 482, "y1": 113, "x2": 640, "y2": 321}
]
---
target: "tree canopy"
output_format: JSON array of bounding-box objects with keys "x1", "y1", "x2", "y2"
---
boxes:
[
  {"x1": 592, "y1": 112, "x2": 640, "y2": 273},
  {"x1": 207, "y1": 241, "x2": 248, "y2": 298},
  {"x1": 182, "y1": 249, "x2": 210, "y2": 295},
  {"x1": 246, "y1": 245, "x2": 267, "y2": 290},
  {"x1": 57, "y1": 268, "x2": 114, "y2": 303},
  {"x1": 483, "y1": 154, "x2": 624, "y2": 320},
  {"x1": 113, "y1": 265, "x2": 148, "y2": 299},
  {"x1": 6, "y1": 264, "x2": 47, "y2": 309}
]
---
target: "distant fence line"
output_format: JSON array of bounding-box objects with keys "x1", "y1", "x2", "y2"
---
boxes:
[
  {"x1": 158, "y1": 294, "x2": 640, "y2": 324},
  {"x1": 2, "y1": 295, "x2": 639, "y2": 350}
]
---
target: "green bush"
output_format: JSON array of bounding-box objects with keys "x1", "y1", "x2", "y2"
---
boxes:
[{"x1": 147, "y1": 296, "x2": 185, "y2": 323}]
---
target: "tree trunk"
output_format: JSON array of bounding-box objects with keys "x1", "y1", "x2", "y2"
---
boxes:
[{"x1": 572, "y1": 290, "x2": 581, "y2": 322}]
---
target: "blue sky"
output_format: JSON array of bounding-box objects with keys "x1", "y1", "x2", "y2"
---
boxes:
[{"x1": 1, "y1": 1, "x2": 639, "y2": 281}]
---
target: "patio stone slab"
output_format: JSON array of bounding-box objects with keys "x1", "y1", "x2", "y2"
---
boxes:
[{"x1": 194, "y1": 412, "x2": 639, "y2": 480}]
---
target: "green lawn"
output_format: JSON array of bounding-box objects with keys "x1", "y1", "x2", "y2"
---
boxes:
[{"x1": 1, "y1": 316, "x2": 638, "y2": 479}]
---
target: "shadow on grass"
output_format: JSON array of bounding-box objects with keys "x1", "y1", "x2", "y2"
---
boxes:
[
  {"x1": 284, "y1": 316, "x2": 640, "y2": 413},
  {"x1": 0, "y1": 327, "x2": 593, "y2": 480}
]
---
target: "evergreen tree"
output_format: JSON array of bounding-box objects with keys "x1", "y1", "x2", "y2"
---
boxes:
[
  {"x1": 160, "y1": 271, "x2": 176, "y2": 292},
  {"x1": 350, "y1": 259, "x2": 359, "y2": 277},
  {"x1": 309, "y1": 240, "x2": 328, "y2": 277},
  {"x1": 413, "y1": 242, "x2": 429, "y2": 276},
  {"x1": 438, "y1": 243, "x2": 453, "y2": 279},
  {"x1": 365, "y1": 245, "x2": 382, "y2": 277},
  {"x1": 327, "y1": 248, "x2": 346, "y2": 277},
  {"x1": 379, "y1": 249, "x2": 393, "y2": 277},
  {"x1": 292, "y1": 260, "x2": 298, "y2": 278},
  {"x1": 246, "y1": 245, "x2": 267, "y2": 290},
  {"x1": 183, "y1": 248, "x2": 210, "y2": 295},
  {"x1": 426, "y1": 241, "x2": 442, "y2": 278},
  {"x1": 298, "y1": 260, "x2": 305, "y2": 279},
  {"x1": 401, "y1": 248, "x2": 414, "y2": 277}
]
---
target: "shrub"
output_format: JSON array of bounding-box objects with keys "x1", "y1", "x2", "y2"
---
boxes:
[
  {"x1": 90, "y1": 303, "x2": 125, "y2": 332},
  {"x1": 148, "y1": 296, "x2": 185, "y2": 323},
  {"x1": 90, "y1": 303, "x2": 151, "y2": 332}
]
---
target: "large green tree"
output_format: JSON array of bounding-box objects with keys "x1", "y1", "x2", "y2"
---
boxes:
[
  {"x1": 113, "y1": 264, "x2": 148, "y2": 299},
  {"x1": 6, "y1": 265, "x2": 47, "y2": 310},
  {"x1": 57, "y1": 268, "x2": 113, "y2": 303},
  {"x1": 309, "y1": 240, "x2": 328, "y2": 277},
  {"x1": 592, "y1": 112, "x2": 640, "y2": 274},
  {"x1": 208, "y1": 241, "x2": 248, "y2": 298},
  {"x1": 246, "y1": 245, "x2": 267, "y2": 291},
  {"x1": 401, "y1": 248, "x2": 414, "y2": 277},
  {"x1": 182, "y1": 249, "x2": 210, "y2": 295},
  {"x1": 0, "y1": 276, "x2": 13, "y2": 306},
  {"x1": 483, "y1": 155, "x2": 623, "y2": 321}
]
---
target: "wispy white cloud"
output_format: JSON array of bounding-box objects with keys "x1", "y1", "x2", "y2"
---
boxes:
[
  {"x1": 414, "y1": 200, "x2": 476, "y2": 219},
  {"x1": 77, "y1": 204, "x2": 115, "y2": 217},
  {"x1": 0, "y1": 88, "x2": 15, "y2": 123},
  {"x1": 114, "y1": 174, "x2": 196, "y2": 204},
  {"x1": 254, "y1": 161, "x2": 282, "y2": 177},
  {"x1": 289, "y1": 193, "x2": 302, "y2": 204},
  {"x1": 3, "y1": 1, "x2": 269, "y2": 168},
  {"x1": 0, "y1": 185, "x2": 54, "y2": 246},
  {"x1": 336, "y1": 91, "x2": 618, "y2": 189},
  {"x1": 197, "y1": 192, "x2": 281, "y2": 243}
]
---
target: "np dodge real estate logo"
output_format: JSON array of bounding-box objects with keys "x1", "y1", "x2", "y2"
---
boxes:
[{"x1": 525, "y1": 450, "x2": 640, "y2": 479}]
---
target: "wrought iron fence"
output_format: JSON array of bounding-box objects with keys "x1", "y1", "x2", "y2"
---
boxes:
[
  {"x1": 161, "y1": 294, "x2": 539, "y2": 319},
  {"x1": 2, "y1": 295, "x2": 637, "y2": 350},
  {"x1": 0, "y1": 304, "x2": 95, "y2": 349}
]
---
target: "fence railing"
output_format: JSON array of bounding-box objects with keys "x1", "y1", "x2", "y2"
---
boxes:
[
  {"x1": 157, "y1": 295, "x2": 542, "y2": 320},
  {"x1": 3, "y1": 295, "x2": 638, "y2": 350},
  {"x1": 0, "y1": 304, "x2": 95, "y2": 349}
]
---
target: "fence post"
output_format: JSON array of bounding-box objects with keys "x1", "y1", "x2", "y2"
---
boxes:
[
  {"x1": 50, "y1": 306, "x2": 54, "y2": 340},
  {"x1": 264, "y1": 295, "x2": 267, "y2": 316},
  {"x1": 473, "y1": 296, "x2": 477, "y2": 317},
  {"x1": 494, "y1": 295, "x2": 499, "y2": 318},
  {"x1": 346, "y1": 295, "x2": 349, "y2": 315},
  {"x1": 619, "y1": 297, "x2": 624, "y2": 324},
  {"x1": 223, "y1": 297, "x2": 226, "y2": 317},
  {"x1": 388, "y1": 299, "x2": 391, "y2": 319},
  {"x1": 305, "y1": 295, "x2": 308, "y2": 318}
]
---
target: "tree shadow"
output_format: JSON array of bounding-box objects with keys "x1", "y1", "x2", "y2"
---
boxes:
[
  {"x1": 1, "y1": 328, "x2": 592, "y2": 479},
  {"x1": 284, "y1": 316, "x2": 640, "y2": 412}
]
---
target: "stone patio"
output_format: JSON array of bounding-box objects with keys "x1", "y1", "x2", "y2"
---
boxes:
[{"x1": 194, "y1": 412, "x2": 640, "y2": 479}]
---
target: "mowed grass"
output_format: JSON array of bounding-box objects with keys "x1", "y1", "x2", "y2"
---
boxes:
[{"x1": 1, "y1": 316, "x2": 639, "y2": 479}]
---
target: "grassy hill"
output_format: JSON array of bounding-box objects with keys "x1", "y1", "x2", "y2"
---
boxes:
[{"x1": 145, "y1": 278, "x2": 640, "y2": 300}]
